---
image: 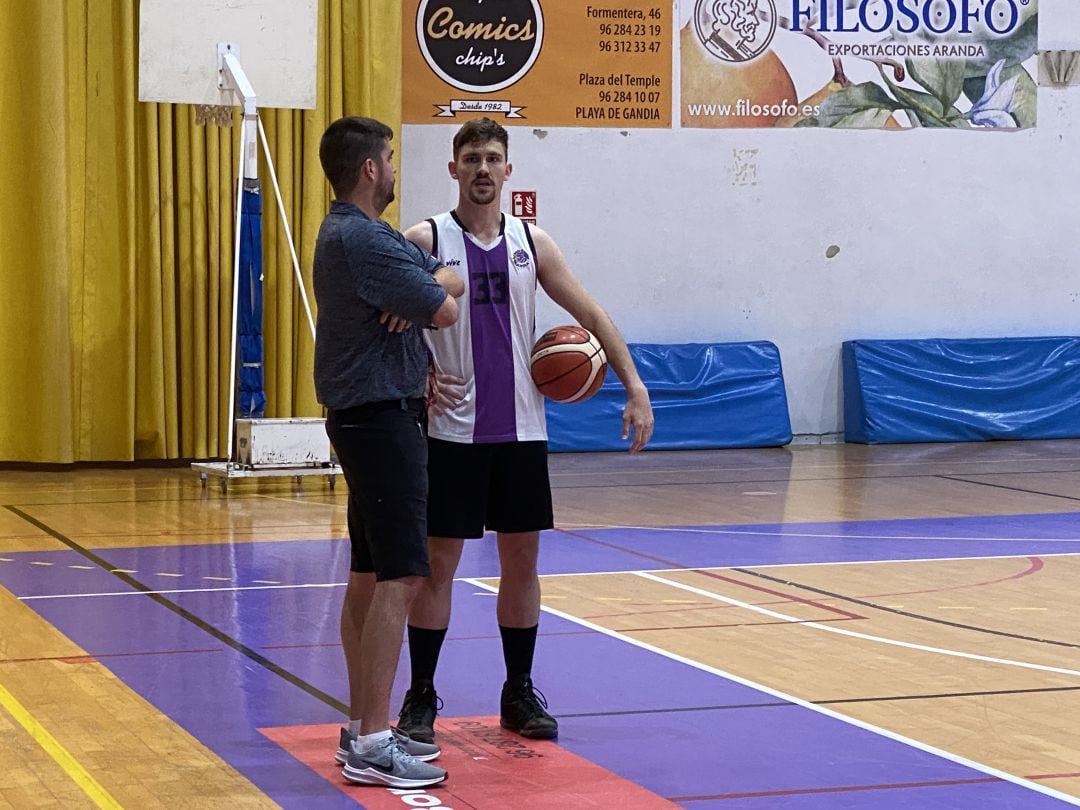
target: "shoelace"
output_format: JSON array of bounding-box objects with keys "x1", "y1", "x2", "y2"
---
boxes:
[
  {"x1": 515, "y1": 681, "x2": 549, "y2": 711},
  {"x1": 389, "y1": 739, "x2": 425, "y2": 766},
  {"x1": 354, "y1": 734, "x2": 420, "y2": 765},
  {"x1": 402, "y1": 689, "x2": 443, "y2": 723}
]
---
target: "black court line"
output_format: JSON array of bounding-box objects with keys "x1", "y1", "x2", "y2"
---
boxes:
[
  {"x1": 937, "y1": 474, "x2": 1080, "y2": 504},
  {"x1": 557, "y1": 685, "x2": 1080, "y2": 719},
  {"x1": 3, "y1": 495, "x2": 316, "y2": 507},
  {"x1": 668, "y1": 772, "x2": 1080, "y2": 802},
  {"x1": 3, "y1": 505, "x2": 348, "y2": 715},
  {"x1": 0, "y1": 647, "x2": 227, "y2": 664},
  {"x1": 730, "y1": 565, "x2": 1080, "y2": 650},
  {"x1": 554, "y1": 529, "x2": 870, "y2": 625},
  {"x1": 666, "y1": 775, "x2": 1004, "y2": 802}
]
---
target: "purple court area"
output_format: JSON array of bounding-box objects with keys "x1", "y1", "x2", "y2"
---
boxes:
[{"x1": 4, "y1": 511, "x2": 1079, "y2": 808}]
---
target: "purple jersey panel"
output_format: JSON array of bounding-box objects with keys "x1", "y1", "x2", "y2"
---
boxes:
[{"x1": 465, "y1": 237, "x2": 517, "y2": 441}]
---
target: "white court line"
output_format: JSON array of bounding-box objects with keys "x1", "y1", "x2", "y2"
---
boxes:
[
  {"x1": 566, "y1": 524, "x2": 1080, "y2": 543},
  {"x1": 637, "y1": 571, "x2": 1080, "y2": 679},
  {"x1": 253, "y1": 494, "x2": 340, "y2": 507},
  {"x1": 461, "y1": 576, "x2": 1080, "y2": 807},
  {"x1": 14, "y1": 551, "x2": 1080, "y2": 600}
]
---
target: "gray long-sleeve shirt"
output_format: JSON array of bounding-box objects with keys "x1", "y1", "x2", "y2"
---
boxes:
[{"x1": 313, "y1": 201, "x2": 447, "y2": 410}]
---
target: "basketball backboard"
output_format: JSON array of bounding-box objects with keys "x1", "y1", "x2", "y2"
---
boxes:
[{"x1": 138, "y1": 0, "x2": 318, "y2": 109}]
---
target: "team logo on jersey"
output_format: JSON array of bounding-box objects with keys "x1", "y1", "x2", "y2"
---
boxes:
[{"x1": 512, "y1": 249, "x2": 531, "y2": 268}]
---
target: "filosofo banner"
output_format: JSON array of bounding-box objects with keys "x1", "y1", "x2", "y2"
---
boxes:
[
  {"x1": 680, "y1": 0, "x2": 1039, "y2": 129},
  {"x1": 400, "y1": 0, "x2": 1038, "y2": 130}
]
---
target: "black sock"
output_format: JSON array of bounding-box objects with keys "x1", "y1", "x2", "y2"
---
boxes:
[
  {"x1": 499, "y1": 624, "x2": 538, "y2": 681},
  {"x1": 407, "y1": 625, "x2": 447, "y2": 687}
]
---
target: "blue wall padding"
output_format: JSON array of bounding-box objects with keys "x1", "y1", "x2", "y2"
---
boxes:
[
  {"x1": 843, "y1": 337, "x2": 1080, "y2": 444},
  {"x1": 546, "y1": 341, "x2": 792, "y2": 452}
]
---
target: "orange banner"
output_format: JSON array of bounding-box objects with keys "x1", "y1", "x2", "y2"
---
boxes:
[{"x1": 403, "y1": 0, "x2": 673, "y2": 128}]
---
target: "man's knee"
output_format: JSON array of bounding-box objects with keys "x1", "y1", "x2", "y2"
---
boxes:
[
  {"x1": 426, "y1": 538, "x2": 464, "y2": 585},
  {"x1": 377, "y1": 574, "x2": 425, "y2": 602},
  {"x1": 497, "y1": 535, "x2": 539, "y2": 581}
]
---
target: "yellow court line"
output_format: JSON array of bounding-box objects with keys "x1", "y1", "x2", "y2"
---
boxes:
[{"x1": 0, "y1": 680, "x2": 122, "y2": 809}]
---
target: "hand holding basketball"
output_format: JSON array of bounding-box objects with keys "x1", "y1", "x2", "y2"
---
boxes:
[{"x1": 529, "y1": 326, "x2": 608, "y2": 403}]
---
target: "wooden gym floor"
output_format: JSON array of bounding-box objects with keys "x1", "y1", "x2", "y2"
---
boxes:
[{"x1": 1, "y1": 440, "x2": 1078, "y2": 808}]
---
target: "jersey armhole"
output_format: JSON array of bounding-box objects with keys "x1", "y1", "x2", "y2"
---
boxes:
[
  {"x1": 426, "y1": 217, "x2": 439, "y2": 257},
  {"x1": 523, "y1": 221, "x2": 538, "y2": 266}
]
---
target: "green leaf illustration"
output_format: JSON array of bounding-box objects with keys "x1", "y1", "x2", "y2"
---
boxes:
[
  {"x1": 895, "y1": 87, "x2": 949, "y2": 126},
  {"x1": 829, "y1": 108, "x2": 896, "y2": 128},
  {"x1": 816, "y1": 83, "x2": 899, "y2": 128},
  {"x1": 963, "y1": 13, "x2": 1038, "y2": 78},
  {"x1": 889, "y1": 10, "x2": 1037, "y2": 78},
  {"x1": 880, "y1": 71, "x2": 954, "y2": 127},
  {"x1": 907, "y1": 58, "x2": 967, "y2": 110}
]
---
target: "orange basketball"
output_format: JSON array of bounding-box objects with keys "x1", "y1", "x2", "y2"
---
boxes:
[{"x1": 530, "y1": 326, "x2": 608, "y2": 403}]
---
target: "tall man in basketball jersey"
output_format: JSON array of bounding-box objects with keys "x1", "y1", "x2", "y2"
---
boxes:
[{"x1": 395, "y1": 118, "x2": 654, "y2": 743}]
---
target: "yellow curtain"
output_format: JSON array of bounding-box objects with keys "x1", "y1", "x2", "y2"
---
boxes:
[{"x1": 0, "y1": 0, "x2": 400, "y2": 462}]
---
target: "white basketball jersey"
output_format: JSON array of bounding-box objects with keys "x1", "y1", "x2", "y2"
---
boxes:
[{"x1": 424, "y1": 211, "x2": 547, "y2": 444}]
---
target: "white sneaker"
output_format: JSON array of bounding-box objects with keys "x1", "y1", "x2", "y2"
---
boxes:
[
  {"x1": 335, "y1": 727, "x2": 441, "y2": 764},
  {"x1": 342, "y1": 734, "x2": 448, "y2": 788}
]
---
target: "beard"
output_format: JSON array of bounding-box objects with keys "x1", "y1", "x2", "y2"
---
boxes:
[
  {"x1": 467, "y1": 180, "x2": 497, "y2": 205},
  {"x1": 374, "y1": 169, "x2": 396, "y2": 213}
]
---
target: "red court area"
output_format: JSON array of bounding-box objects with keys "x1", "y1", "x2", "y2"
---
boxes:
[{"x1": 262, "y1": 717, "x2": 677, "y2": 809}]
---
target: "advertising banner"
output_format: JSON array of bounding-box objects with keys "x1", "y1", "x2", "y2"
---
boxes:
[
  {"x1": 402, "y1": 0, "x2": 673, "y2": 127},
  {"x1": 680, "y1": 0, "x2": 1039, "y2": 129},
  {"x1": 402, "y1": 1, "x2": 1039, "y2": 130}
]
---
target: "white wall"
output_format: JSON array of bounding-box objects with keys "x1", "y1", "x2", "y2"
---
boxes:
[{"x1": 401, "y1": 2, "x2": 1080, "y2": 438}]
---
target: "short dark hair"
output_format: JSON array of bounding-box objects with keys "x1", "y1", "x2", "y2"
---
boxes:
[
  {"x1": 319, "y1": 116, "x2": 394, "y2": 198},
  {"x1": 452, "y1": 117, "x2": 509, "y2": 159}
]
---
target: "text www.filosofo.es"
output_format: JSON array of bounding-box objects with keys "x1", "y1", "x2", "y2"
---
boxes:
[{"x1": 686, "y1": 99, "x2": 820, "y2": 117}]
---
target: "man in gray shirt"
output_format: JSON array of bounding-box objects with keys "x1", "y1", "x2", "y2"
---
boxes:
[{"x1": 314, "y1": 116, "x2": 462, "y2": 789}]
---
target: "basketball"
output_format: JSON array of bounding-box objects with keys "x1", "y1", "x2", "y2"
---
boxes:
[{"x1": 530, "y1": 326, "x2": 608, "y2": 403}]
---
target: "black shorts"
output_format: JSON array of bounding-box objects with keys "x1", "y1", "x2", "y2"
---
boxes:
[
  {"x1": 326, "y1": 399, "x2": 430, "y2": 580},
  {"x1": 427, "y1": 438, "x2": 553, "y2": 539}
]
